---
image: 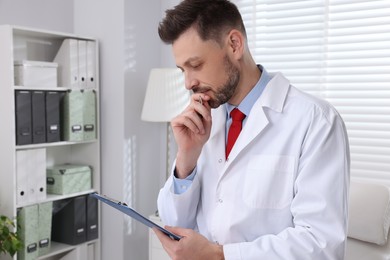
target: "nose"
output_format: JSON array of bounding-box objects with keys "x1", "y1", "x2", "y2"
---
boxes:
[{"x1": 184, "y1": 72, "x2": 199, "y2": 91}]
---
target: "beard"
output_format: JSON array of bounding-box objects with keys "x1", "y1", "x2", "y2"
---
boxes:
[{"x1": 206, "y1": 55, "x2": 240, "y2": 108}]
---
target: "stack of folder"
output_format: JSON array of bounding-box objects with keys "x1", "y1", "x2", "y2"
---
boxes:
[
  {"x1": 51, "y1": 194, "x2": 98, "y2": 245},
  {"x1": 62, "y1": 89, "x2": 97, "y2": 142},
  {"x1": 17, "y1": 202, "x2": 53, "y2": 260},
  {"x1": 15, "y1": 90, "x2": 63, "y2": 145},
  {"x1": 17, "y1": 195, "x2": 98, "y2": 259},
  {"x1": 15, "y1": 89, "x2": 97, "y2": 145},
  {"x1": 54, "y1": 39, "x2": 96, "y2": 89}
]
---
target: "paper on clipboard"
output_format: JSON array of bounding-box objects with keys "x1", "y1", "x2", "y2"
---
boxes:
[{"x1": 89, "y1": 193, "x2": 181, "y2": 241}]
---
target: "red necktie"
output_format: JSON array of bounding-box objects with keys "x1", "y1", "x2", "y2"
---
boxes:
[{"x1": 226, "y1": 108, "x2": 246, "y2": 159}]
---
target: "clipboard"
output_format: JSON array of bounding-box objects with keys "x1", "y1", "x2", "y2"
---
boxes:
[{"x1": 89, "y1": 193, "x2": 181, "y2": 241}]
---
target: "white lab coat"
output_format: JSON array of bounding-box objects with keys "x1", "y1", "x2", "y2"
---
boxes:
[{"x1": 158, "y1": 73, "x2": 350, "y2": 260}]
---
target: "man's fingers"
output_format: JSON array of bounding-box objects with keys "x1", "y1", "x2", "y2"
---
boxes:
[
  {"x1": 153, "y1": 227, "x2": 176, "y2": 244},
  {"x1": 165, "y1": 225, "x2": 192, "y2": 237},
  {"x1": 176, "y1": 108, "x2": 206, "y2": 134}
]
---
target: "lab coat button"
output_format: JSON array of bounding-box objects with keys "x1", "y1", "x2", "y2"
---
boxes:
[
  {"x1": 218, "y1": 199, "x2": 223, "y2": 203},
  {"x1": 218, "y1": 159, "x2": 223, "y2": 163}
]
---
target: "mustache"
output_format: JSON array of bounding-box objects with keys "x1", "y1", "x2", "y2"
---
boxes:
[{"x1": 191, "y1": 86, "x2": 211, "y2": 94}]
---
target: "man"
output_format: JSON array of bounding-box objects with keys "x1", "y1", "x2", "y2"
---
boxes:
[{"x1": 153, "y1": 0, "x2": 350, "y2": 259}]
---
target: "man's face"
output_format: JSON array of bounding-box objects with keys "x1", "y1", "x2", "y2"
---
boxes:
[{"x1": 173, "y1": 28, "x2": 240, "y2": 108}]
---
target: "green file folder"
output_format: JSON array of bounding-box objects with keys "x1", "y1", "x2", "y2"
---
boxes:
[
  {"x1": 62, "y1": 90, "x2": 84, "y2": 141},
  {"x1": 17, "y1": 205, "x2": 39, "y2": 260},
  {"x1": 38, "y1": 202, "x2": 53, "y2": 256},
  {"x1": 83, "y1": 90, "x2": 97, "y2": 141}
]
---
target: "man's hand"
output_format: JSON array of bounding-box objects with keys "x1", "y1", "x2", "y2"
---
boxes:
[
  {"x1": 153, "y1": 226, "x2": 224, "y2": 260},
  {"x1": 171, "y1": 94, "x2": 212, "y2": 179}
]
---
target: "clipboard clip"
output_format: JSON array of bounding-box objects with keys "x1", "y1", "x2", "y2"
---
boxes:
[{"x1": 101, "y1": 194, "x2": 128, "y2": 206}]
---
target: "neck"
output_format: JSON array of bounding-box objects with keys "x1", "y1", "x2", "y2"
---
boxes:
[{"x1": 229, "y1": 59, "x2": 261, "y2": 106}]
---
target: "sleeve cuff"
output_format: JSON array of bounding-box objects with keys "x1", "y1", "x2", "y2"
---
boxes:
[{"x1": 172, "y1": 167, "x2": 197, "y2": 194}]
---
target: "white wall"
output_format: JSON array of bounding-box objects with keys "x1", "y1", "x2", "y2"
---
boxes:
[{"x1": 0, "y1": 0, "x2": 73, "y2": 32}]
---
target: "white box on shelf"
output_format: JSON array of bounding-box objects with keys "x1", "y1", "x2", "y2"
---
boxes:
[{"x1": 14, "y1": 60, "x2": 58, "y2": 88}]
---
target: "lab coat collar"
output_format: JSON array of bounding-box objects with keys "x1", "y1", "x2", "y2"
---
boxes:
[
  {"x1": 209, "y1": 72, "x2": 291, "y2": 141},
  {"x1": 259, "y1": 72, "x2": 290, "y2": 113},
  {"x1": 208, "y1": 72, "x2": 291, "y2": 171}
]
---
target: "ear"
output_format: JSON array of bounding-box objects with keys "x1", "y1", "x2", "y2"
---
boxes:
[{"x1": 227, "y1": 29, "x2": 245, "y2": 59}]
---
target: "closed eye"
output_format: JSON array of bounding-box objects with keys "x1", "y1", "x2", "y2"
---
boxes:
[{"x1": 190, "y1": 63, "x2": 202, "y2": 70}]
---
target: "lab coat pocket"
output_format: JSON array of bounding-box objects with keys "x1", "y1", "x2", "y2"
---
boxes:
[{"x1": 243, "y1": 155, "x2": 295, "y2": 209}]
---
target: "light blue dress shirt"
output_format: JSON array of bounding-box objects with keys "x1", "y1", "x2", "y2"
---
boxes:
[{"x1": 173, "y1": 65, "x2": 271, "y2": 194}]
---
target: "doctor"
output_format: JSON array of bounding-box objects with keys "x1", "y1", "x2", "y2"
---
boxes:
[{"x1": 154, "y1": 0, "x2": 350, "y2": 259}]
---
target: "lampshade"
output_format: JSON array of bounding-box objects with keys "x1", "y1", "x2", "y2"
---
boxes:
[{"x1": 141, "y1": 68, "x2": 190, "y2": 122}]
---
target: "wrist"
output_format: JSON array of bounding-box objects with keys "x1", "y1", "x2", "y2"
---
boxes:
[
  {"x1": 175, "y1": 154, "x2": 197, "y2": 179},
  {"x1": 174, "y1": 165, "x2": 195, "y2": 179}
]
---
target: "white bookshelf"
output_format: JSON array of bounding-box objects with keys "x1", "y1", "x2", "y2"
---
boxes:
[{"x1": 0, "y1": 25, "x2": 101, "y2": 260}]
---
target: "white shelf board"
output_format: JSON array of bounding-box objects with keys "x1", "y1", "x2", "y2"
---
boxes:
[
  {"x1": 37, "y1": 239, "x2": 98, "y2": 259},
  {"x1": 14, "y1": 86, "x2": 69, "y2": 91},
  {"x1": 16, "y1": 189, "x2": 97, "y2": 208},
  {"x1": 15, "y1": 140, "x2": 97, "y2": 150}
]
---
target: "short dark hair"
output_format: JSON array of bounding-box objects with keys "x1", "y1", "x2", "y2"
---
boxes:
[{"x1": 158, "y1": 0, "x2": 246, "y2": 46}]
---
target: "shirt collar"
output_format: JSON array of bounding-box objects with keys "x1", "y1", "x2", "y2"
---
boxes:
[{"x1": 225, "y1": 64, "x2": 271, "y2": 117}]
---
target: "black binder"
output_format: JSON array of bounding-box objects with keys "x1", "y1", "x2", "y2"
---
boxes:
[
  {"x1": 45, "y1": 91, "x2": 61, "y2": 142},
  {"x1": 32, "y1": 91, "x2": 46, "y2": 144},
  {"x1": 86, "y1": 195, "x2": 99, "y2": 241},
  {"x1": 52, "y1": 196, "x2": 87, "y2": 245},
  {"x1": 15, "y1": 90, "x2": 32, "y2": 145}
]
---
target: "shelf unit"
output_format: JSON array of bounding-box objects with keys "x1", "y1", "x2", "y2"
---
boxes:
[{"x1": 0, "y1": 25, "x2": 100, "y2": 260}]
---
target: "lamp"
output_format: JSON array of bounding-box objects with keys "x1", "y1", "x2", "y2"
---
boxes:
[{"x1": 141, "y1": 68, "x2": 190, "y2": 180}]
